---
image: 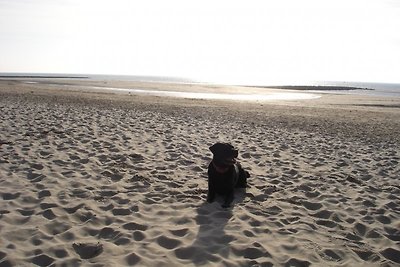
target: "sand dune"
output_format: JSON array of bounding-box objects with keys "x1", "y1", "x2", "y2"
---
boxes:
[{"x1": 0, "y1": 81, "x2": 399, "y2": 266}]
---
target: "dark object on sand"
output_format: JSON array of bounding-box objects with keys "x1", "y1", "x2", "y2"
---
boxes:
[
  {"x1": 73, "y1": 242, "x2": 103, "y2": 259},
  {"x1": 207, "y1": 143, "x2": 250, "y2": 208}
]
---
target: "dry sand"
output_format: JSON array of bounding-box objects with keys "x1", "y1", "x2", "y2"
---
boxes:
[{"x1": 0, "y1": 79, "x2": 399, "y2": 266}]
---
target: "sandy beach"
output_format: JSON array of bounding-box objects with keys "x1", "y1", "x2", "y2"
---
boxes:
[{"x1": 0, "y1": 79, "x2": 399, "y2": 266}]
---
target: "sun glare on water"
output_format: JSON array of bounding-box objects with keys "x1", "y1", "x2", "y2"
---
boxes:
[{"x1": 92, "y1": 87, "x2": 320, "y2": 101}]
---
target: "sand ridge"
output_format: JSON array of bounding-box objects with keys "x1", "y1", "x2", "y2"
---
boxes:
[{"x1": 0, "y1": 82, "x2": 400, "y2": 266}]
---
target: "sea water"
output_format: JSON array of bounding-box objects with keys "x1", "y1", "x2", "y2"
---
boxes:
[{"x1": 310, "y1": 81, "x2": 400, "y2": 98}]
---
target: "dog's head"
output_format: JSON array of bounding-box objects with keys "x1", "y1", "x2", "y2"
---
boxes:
[{"x1": 209, "y1": 143, "x2": 238, "y2": 167}]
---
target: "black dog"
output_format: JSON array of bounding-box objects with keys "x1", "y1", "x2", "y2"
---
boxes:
[{"x1": 207, "y1": 143, "x2": 250, "y2": 208}]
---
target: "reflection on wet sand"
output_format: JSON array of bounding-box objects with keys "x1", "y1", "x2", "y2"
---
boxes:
[{"x1": 94, "y1": 87, "x2": 321, "y2": 101}]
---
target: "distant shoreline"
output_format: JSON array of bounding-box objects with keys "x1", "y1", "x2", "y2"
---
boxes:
[
  {"x1": 249, "y1": 85, "x2": 373, "y2": 91},
  {"x1": 0, "y1": 75, "x2": 89, "y2": 79}
]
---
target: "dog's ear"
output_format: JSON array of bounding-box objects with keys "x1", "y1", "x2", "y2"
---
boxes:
[
  {"x1": 210, "y1": 143, "x2": 228, "y2": 154},
  {"x1": 209, "y1": 143, "x2": 220, "y2": 155},
  {"x1": 210, "y1": 143, "x2": 238, "y2": 158},
  {"x1": 232, "y1": 149, "x2": 238, "y2": 158}
]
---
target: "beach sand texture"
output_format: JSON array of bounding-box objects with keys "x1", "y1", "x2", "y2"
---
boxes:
[{"x1": 1, "y1": 81, "x2": 400, "y2": 266}]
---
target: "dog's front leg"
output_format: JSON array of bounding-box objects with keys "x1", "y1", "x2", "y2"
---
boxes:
[
  {"x1": 207, "y1": 179, "x2": 216, "y2": 203},
  {"x1": 207, "y1": 190, "x2": 216, "y2": 203},
  {"x1": 222, "y1": 190, "x2": 234, "y2": 208}
]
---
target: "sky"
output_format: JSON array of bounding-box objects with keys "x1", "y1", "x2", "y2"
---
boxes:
[{"x1": 0, "y1": 0, "x2": 399, "y2": 85}]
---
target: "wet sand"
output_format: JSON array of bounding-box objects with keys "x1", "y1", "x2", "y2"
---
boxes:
[{"x1": 0, "y1": 79, "x2": 399, "y2": 266}]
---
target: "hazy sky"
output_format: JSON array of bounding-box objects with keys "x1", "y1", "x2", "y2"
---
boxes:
[{"x1": 1, "y1": 0, "x2": 399, "y2": 85}]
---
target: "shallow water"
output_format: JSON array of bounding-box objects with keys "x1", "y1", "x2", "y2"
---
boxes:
[
  {"x1": 39, "y1": 82, "x2": 321, "y2": 101},
  {"x1": 99, "y1": 87, "x2": 321, "y2": 101}
]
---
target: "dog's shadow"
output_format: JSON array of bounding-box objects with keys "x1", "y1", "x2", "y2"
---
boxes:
[{"x1": 183, "y1": 189, "x2": 246, "y2": 265}]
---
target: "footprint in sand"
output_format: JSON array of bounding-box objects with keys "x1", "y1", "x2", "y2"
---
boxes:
[
  {"x1": 42, "y1": 209, "x2": 57, "y2": 220},
  {"x1": 156, "y1": 235, "x2": 182, "y2": 250},
  {"x1": 125, "y1": 252, "x2": 141, "y2": 265},
  {"x1": 381, "y1": 247, "x2": 400, "y2": 264},
  {"x1": 169, "y1": 228, "x2": 189, "y2": 237},
  {"x1": 38, "y1": 190, "x2": 51, "y2": 198},
  {"x1": 72, "y1": 242, "x2": 103, "y2": 259},
  {"x1": 2, "y1": 192, "x2": 21, "y2": 200},
  {"x1": 31, "y1": 254, "x2": 55, "y2": 266}
]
